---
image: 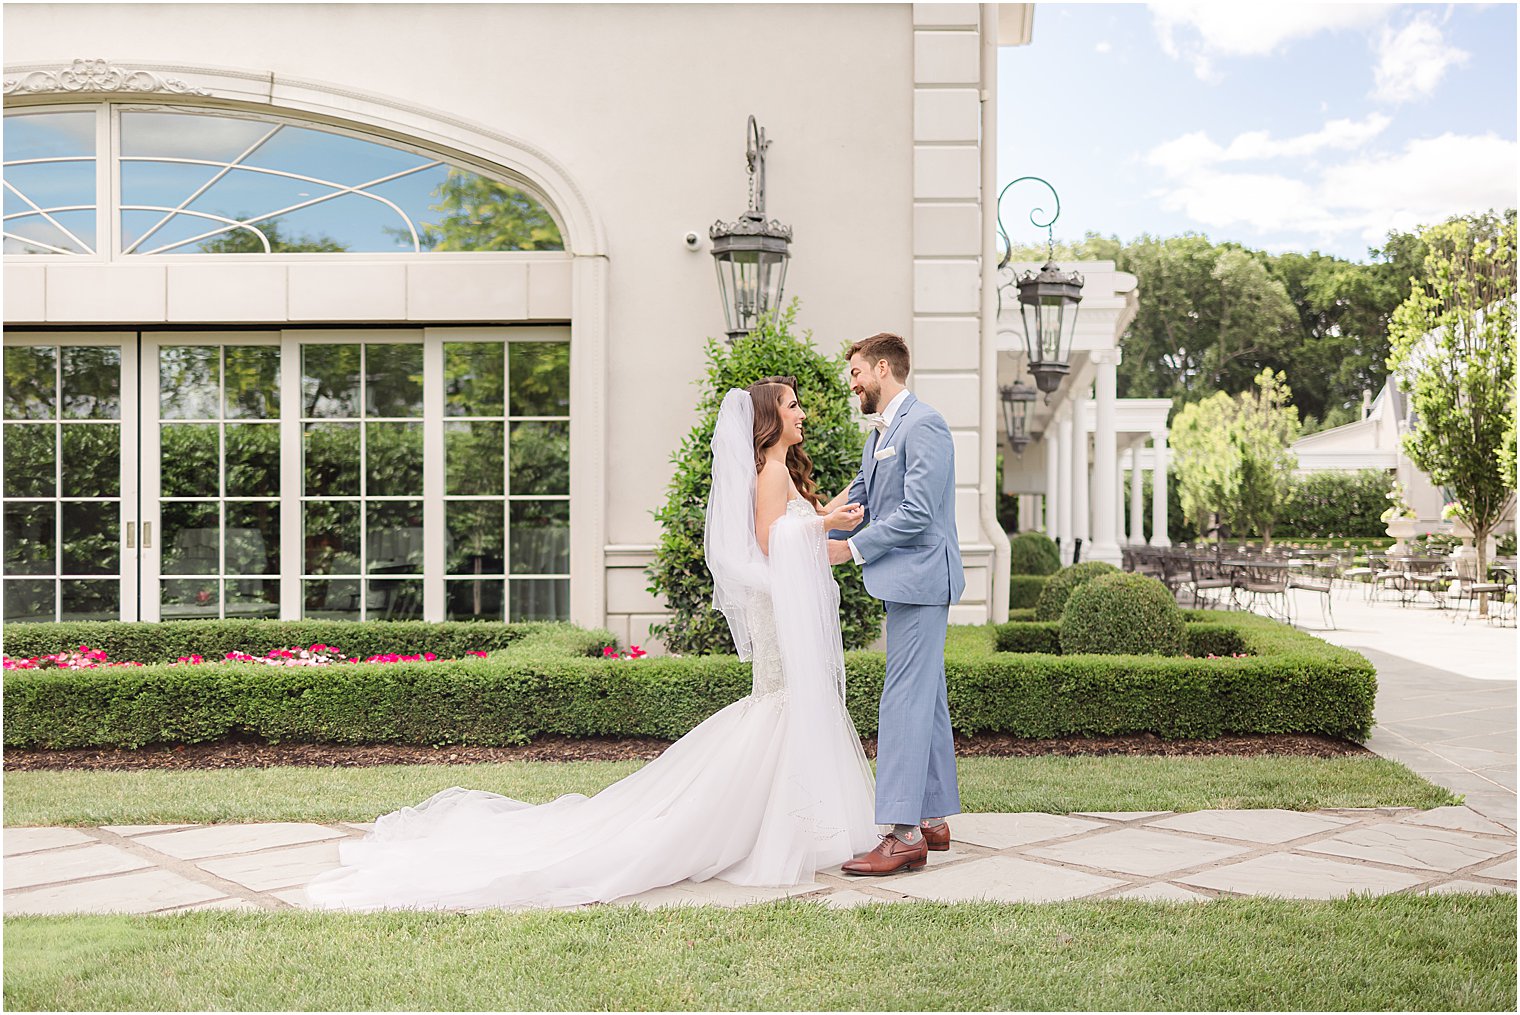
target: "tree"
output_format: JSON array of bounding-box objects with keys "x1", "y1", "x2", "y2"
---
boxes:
[
  {"x1": 1111, "y1": 235, "x2": 1299, "y2": 408},
  {"x1": 1387, "y1": 209, "x2": 1517, "y2": 615},
  {"x1": 646, "y1": 301, "x2": 883, "y2": 654},
  {"x1": 413, "y1": 171, "x2": 564, "y2": 252},
  {"x1": 198, "y1": 217, "x2": 348, "y2": 253},
  {"x1": 1170, "y1": 369, "x2": 1300, "y2": 545}
]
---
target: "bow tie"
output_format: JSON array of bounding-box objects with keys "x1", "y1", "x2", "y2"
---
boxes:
[{"x1": 864, "y1": 413, "x2": 889, "y2": 433}]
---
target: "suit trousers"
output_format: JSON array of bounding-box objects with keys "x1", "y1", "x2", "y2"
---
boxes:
[{"x1": 874, "y1": 600, "x2": 960, "y2": 826}]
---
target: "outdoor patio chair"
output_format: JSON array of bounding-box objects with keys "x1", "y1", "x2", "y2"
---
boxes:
[
  {"x1": 1235, "y1": 562, "x2": 1290, "y2": 620},
  {"x1": 1287, "y1": 558, "x2": 1337, "y2": 629},
  {"x1": 1447, "y1": 556, "x2": 1510, "y2": 624},
  {"x1": 1186, "y1": 556, "x2": 1234, "y2": 610},
  {"x1": 1401, "y1": 556, "x2": 1453, "y2": 608}
]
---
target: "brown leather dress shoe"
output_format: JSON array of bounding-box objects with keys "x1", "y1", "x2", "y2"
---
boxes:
[
  {"x1": 841, "y1": 834, "x2": 929, "y2": 876},
  {"x1": 920, "y1": 821, "x2": 950, "y2": 851}
]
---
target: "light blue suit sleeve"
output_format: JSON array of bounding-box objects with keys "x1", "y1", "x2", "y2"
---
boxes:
[
  {"x1": 850, "y1": 413, "x2": 952, "y2": 563},
  {"x1": 828, "y1": 469, "x2": 870, "y2": 540}
]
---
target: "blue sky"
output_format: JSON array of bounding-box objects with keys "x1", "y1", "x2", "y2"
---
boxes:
[{"x1": 997, "y1": 3, "x2": 1517, "y2": 262}]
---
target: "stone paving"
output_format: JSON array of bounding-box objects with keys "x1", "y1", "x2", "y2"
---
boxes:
[
  {"x1": 5, "y1": 806, "x2": 1514, "y2": 915},
  {"x1": 1284, "y1": 586, "x2": 1517, "y2": 833}
]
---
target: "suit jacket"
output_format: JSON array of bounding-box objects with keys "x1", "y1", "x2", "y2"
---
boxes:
[{"x1": 834, "y1": 393, "x2": 965, "y2": 606}]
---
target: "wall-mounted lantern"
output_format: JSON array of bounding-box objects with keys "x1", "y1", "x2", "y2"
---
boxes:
[
  {"x1": 999, "y1": 381, "x2": 1038, "y2": 454},
  {"x1": 996, "y1": 176, "x2": 1085, "y2": 394},
  {"x1": 710, "y1": 115, "x2": 792, "y2": 341}
]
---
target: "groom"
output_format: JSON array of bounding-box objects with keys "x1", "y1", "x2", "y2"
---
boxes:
[{"x1": 826, "y1": 332, "x2": 964, "y2": 875}]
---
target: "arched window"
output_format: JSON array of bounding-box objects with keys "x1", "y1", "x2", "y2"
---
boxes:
[{"x1": 3, "y1": 105, "x2": 565, "y2": 256}]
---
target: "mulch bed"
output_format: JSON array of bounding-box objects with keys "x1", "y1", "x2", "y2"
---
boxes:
[{"x1": 4, "y1": 732, "x2": 1369, "y2": 772}]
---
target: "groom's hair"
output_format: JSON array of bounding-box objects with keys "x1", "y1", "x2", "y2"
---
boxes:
[{"x1": 846, "y1": 333, "x2": 910, "y2": 382}]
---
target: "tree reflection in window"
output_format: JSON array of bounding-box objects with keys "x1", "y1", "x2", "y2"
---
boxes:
[{"x1": 4, "y1": 107, "x2": 566, "y2": 255}]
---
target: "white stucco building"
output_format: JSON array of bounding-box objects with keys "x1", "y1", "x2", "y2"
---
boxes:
[{"x1": 2, "y1": 3, "x2": 1167, "y2": 644}]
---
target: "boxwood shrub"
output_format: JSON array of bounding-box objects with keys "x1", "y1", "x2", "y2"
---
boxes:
[
  {"x1": 5, "y1": 611, "x2": 1372, "y2": 749},
  {"x1": 1059, "y1": 572, "x2": 1185, "y2": 657},
  {"x1": 1010, "y1": 531, "x2": 1060, "y2": 575},
  {"x1": 1034, "y1": 561, "x2": 1119, "y2": 620},
  {"x1": 0, "y1": 620, "x2": 612, "y2": 664},
  {"x1": 1009, "y1": 575, "x2": 1047, "y2": 610}
]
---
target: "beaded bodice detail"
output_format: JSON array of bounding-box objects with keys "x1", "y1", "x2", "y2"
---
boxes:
[{"x1": 746, "y1": 497, "x2": 815, "y2": 697}]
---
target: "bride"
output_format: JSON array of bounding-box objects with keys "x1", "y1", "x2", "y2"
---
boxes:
[{"x1": 304, "y1": 379, "x2": 877, "y2": 910}]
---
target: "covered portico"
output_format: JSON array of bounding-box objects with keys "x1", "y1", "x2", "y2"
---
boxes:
[{"x1": 994, "y1": 261, "x2": 1172, "y2": 565}]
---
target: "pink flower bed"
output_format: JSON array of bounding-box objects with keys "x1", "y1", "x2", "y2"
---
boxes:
[
  {"x1": 603, "y1": 645, "x2": 648, "y2": 660},
  {"x1": 2, "y1": 644, "x2": 496, "y2": 670}
]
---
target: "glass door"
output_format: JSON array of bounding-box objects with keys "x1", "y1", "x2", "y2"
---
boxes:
[
  {"x1": 2, "y1": 332, "x2": 138, "y2": 622},
  {"x1": 140, "y1": 333, "x2": 283, "y2": 621}
]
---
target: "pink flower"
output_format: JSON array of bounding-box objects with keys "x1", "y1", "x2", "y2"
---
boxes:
[
  {"x1": 602, "y1": 646, "x2": 619, "y2": 658},
  {"x1": 625, "y1": 645, "x2": 648, "y2": 659},
  {"x1": 467, "y1": 651, "x2": 488, "y2": 658}
]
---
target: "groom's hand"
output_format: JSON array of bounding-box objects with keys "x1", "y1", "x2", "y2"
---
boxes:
[{"x1": 826, "y1": 539, "x2": 855, "y2": 566}]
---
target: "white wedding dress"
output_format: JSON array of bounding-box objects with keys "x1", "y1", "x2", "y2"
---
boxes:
[{"x1": 305, "y1": 496, "x2": 877, "y2": 911}]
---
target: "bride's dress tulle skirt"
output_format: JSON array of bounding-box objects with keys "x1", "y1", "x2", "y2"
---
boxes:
[{"x1": 305, "y1": 505, "x2": 877, "y2": 911}]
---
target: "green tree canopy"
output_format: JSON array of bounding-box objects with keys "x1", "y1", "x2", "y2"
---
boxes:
[
  {"x1": 1387, "y1": 209, "x2": 1517, "y2": 611},
  {"x1": 1171, "y1": 368, "x2": 1301, "y2": 545}
]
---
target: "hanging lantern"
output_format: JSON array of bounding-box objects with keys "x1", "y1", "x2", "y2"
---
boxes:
[
  {"x1": 1016, "y1": 260, "x2": 1084, "y2": 393},
  {"x1": 999, "y1": 381, "x2": 1037, "y2": 455},
  {"x1": 710, "y1": 116, "x2": 792, "y2": 341}
]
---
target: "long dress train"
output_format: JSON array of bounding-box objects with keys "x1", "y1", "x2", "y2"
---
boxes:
[{"x1": 304, "y1": 498, "x2": 876, "y2": 910}]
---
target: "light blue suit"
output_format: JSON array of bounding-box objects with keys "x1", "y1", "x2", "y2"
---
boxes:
[{"x1": 834, "y1": 393, "x2": 963, "y2": 825}]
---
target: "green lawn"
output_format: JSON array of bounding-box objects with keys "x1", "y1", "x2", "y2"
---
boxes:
[
  {"x1": 6, "y1": 896, "x2": 1515, "y2": 1011},
  {"x1": 4, "y1": 754, "x2": 1458, "y2": 827}
]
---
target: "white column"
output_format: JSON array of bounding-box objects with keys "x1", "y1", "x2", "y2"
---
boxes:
[
  {"x1": 1151, "y1": 429, "x2": 1171, "y2": 548},
  {"x1": 1129, "y1": 439, "x2": 1146, "y2": 545},
  {"x1": 1069, "y1": 388, "x2": 1090, "y2": 561},
  {"x1": 1116, "y1": 451, "x2": 1128, "y2": 545},
  {"x1": 1056, "y1": 407, "x2": 1073, "y2": 563},
  {"x1": 1043, "y1": 427, "x2": 1060, "y2": 538},
  {"x1": 1089, "y1": 352, "x2": 1121, "y2": 563}
]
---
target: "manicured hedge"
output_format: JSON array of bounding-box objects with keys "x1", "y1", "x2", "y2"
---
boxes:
[
  {"x1": 1034, "y1": 561, "x2": 1120, "y2": 620},
  {"x1": 6, "y1": 611, "x2": 1371, "y2": 749},
  {"x1": 1010, "y1": 531, "x2": 1061, "y2": 576},
  {"x1": 0, "y1": 620, "x2": 612, "y2": 664},
  {"x1": 995, "y1": 616, "x2": 1249, "y2": 658},
  {"x1": 1009, "y1": 575, "x2": 1047, "y2": 610},
  {"x1": 1059, "y1": 572, "x2": 1185, "y2": 657}
]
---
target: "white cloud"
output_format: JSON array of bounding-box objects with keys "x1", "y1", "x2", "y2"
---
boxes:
[
  {"x1": 1145, "y1": 127, "x2": 1518, "y2": 250},
  {"x1": 1149, "y1": 2, "x2": 1392, "y2": 80},
  {"x1": 1144, "y1": 115, "x2": 1392, "y2": 174},
  {"x1": 1371, "y1": 13, "x2": 1470, "y2": 103},
  {"x1": 1095, "y1": 40, "x2": 1113, "y2": 54}
]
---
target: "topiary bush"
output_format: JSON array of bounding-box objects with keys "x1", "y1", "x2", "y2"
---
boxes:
[
  {"x1": 1059, "y1": 572, "x2": 1186, "y2": 657},
  {"x1": 1010, "y1": 531, "x2": 1060, "y2": 575},
  {"x1": 1033, "y1": 560, "x2": 1119, "y2": 620},
  {"x1": 645, "y1": 301, "x2": 883, "y2": 654},
  {"x1": 1009, "y1": 575, "x2": 1047, "y2": 610}
]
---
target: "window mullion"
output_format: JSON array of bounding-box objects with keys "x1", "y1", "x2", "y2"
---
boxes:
[{"x1": 422, "y1": 332, "x2": 445, "y2": 622}]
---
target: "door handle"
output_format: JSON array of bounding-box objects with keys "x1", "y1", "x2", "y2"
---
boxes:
[
  {"x1": 127, "y1": 522, "x2": 135, "y2": 549},
  {"x1": 143, "y1": 521, "x2": 152, "y2": 549}
]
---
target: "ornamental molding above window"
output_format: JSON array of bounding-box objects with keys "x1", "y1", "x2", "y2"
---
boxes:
[{"x1": 3, "y1": 58, "x2": 211, "y2": 97}]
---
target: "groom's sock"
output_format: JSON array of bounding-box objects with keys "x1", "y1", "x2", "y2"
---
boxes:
[
  {"x1": 922, "y1": 817, "x2": 947, "y2": 828},
  {"x1": 891, "y1": 823, "x2": 922, "y2": 845}
]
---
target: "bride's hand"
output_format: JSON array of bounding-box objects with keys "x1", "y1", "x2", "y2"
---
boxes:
[{"x1": 825, "y1": 503, "x2": 864, "y2": 532}]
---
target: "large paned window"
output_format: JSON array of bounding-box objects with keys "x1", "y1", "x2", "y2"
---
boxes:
[
  {"x1": 4, "y1": 105, "x2": 564, "y2": 256},
  {"x1": 1, "y1": 329, "x2": 569, "y2": 623},
  {"x1": 2, "y1": 336, "x2": 134, "y2": 621}
]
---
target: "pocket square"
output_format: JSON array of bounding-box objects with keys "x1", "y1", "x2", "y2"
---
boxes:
[{"x1": 873, "y1": 445, "x2": 897, "y2": 461}]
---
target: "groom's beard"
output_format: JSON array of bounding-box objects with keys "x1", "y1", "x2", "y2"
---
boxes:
[{"x1": 858, "y1": 389, "x2": 880, "y2": 414}]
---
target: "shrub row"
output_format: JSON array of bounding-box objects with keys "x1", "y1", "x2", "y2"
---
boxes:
[
  {"x1": 5, "y1": 612, "x2": 1372, "y2": 749},
  {"x1": 994, "y1": 614, "x2": 1249, "y2": 658},
  {"x1": 1009, "y1": 575, "x2": 1047, "y2": 610},
  {"x1": 0, "y1": 620, "x2": 613, "y2": 664}
]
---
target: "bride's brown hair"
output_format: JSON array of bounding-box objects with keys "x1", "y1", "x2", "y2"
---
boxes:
[{"x1": 747, "y1": 376, "x2": 822, "y2": 508}]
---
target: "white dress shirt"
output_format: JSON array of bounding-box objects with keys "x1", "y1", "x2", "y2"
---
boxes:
[{"x1": 848, "y1": 389, "x2": 911, "y2": 564}]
